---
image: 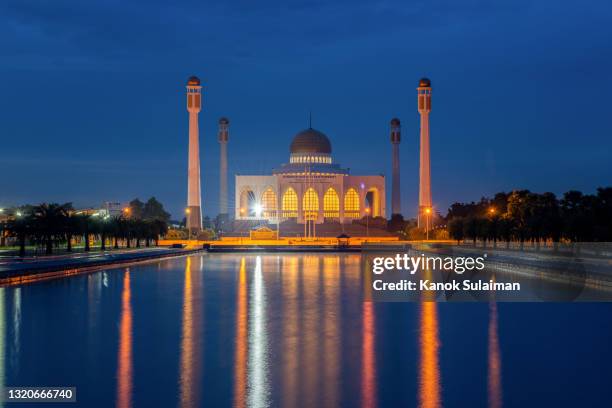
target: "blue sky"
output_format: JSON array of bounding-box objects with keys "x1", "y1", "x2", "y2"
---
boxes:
[{"x1": 1, "y1": 0, "x2": 611, "y2": 219}]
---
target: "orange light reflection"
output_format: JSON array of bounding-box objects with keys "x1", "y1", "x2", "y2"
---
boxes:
[{"x1": 116, "y1": 269, "x2": 132, "y2": 408}]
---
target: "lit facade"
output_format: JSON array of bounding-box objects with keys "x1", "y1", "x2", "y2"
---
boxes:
[{"x1": 235, "y1": 128, "x2": 385, "y2": 224}]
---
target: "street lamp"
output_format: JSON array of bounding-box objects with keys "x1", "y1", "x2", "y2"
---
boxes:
[
  {"x1": 185, "y1": 208, "x2": 191, "y2": 214},
  {"x1": 425, "y1": 207, "x2": 432, "y2": 240},
  {"x1": 123, "y1": 207, "x2": 130, "y2": 216},
  {"x1": 365, "y1": 207, "x2": 370, "y2": 237},
  {"x1": 488, "y1": 207, "x2": 496, "y2": 216}
]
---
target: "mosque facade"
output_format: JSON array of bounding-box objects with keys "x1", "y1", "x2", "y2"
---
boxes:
[{"x1": 235, "y1": 128, "x2": 385, "y2": 224}]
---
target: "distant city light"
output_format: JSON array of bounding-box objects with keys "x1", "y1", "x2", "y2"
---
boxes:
[
  {"x1": 489, "y1": 207, "x2": 496, "y2": 215},
  {"x1": 425, "y1": 207, "x2": 432, "y2": 214},
  {"x1": 16, "y1": 211, "x2": 22, "y2": 217},
  {"x1": 0, "y1": 208, "x2": 4, "y2": 213},
  {"x1": 185, "y1": 208, "x2": 191, "y2": 214}
]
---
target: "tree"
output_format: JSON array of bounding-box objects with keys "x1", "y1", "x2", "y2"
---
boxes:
[
  {"x1": 128, "y1": 199, "x2": 145, "y2": 220},
  {"x1": 5, "y1": 208, "x2": 34, "y2": 257},
  {"x1": 32, "y1": 203, "x2": 71, "y2": 255},
  {"x1": 448, "y1": 218, "x2": 464, "y2": 243},
  {"x1": 143, "y1": 197, "x2": 170, "y2": 222},
  {"x1": 76, "y1": 214, "x2": 95, "y2": 252}
]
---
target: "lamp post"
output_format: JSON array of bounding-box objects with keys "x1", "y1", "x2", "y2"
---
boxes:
[
  {"x1": 365, "y1": 207, "x2": 370, "y2": 238},
  {"x1": 425, "y1": 207, "x2": 432, "y2": 240},
  {"x1": 185, "y1": 208, "x2": 192, "y2": 240}
]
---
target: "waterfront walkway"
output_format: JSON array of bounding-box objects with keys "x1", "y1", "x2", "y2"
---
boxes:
[{"x1": 0, "y1": 247, "x2": 202, "y2": 285}]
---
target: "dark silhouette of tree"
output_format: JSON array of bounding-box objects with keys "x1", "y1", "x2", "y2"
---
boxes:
[{"x1": 32, "y1": 203, "x2": 71, "y2": 255}]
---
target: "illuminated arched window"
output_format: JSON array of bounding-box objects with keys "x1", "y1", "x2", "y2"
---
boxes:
[
  {"x1": 303, "y1": 188, "x2": 319, "y2": 220},
  {"x1": 323, "y1": 188, "x2": 339, "y2": 218},
  {"x1": 344, "y1": 188, "x2": 360, "y2": 218},
  {"x1": 282, "y1": 188, "x2": 298, "y2": 218},
  {"x1": 261, "y1": 188, "x2": 277, "y2": 218}
]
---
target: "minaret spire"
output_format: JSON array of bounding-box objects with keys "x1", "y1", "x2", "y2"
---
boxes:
[
  {"x1": 186, "y1": 75, "x2": 203, "y2": 236},
  {"x1": 390, "y1": 118, "x2": 402, "y2": 216},
  {"x1": 218, "y1": 117, "x2": 230, "y2": 217},
  {"x1": 417, "y1": 77, "x2": 432, "y2": 230}
]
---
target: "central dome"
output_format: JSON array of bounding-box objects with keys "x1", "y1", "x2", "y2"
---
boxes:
[{"x1": 290, "y1": 128, "x2": 332, "y2": 154}]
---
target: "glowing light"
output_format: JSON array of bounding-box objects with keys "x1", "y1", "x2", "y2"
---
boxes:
[
  {"x1": 248, "y1": 256, "x2": 269, "y2": 408},
  {"x1": 0, "y1": 208, "x2": 3, "y2": 213},
  {"x1": 425, "y1": 207, "x2": 432, "y2": 215},
  {"x1": 489, "y1": 207, "x2": 496, "y2": 215},
  {"x1": 253, "y1": 203, "x2": 263, "y2": 218},
  {"x1": 185, "y1": 208, "x2": 191, "y2": 215},
  {"x1": 123, "y1": 207, "x2": 130, "y2": 215},
  {"x1": 15, "y1": 212, "x2": 22, "y2": 217},
  {"x1": 240, "y1": 208, "x2": 246, "y2": 215},
  {"x1": 365, "y1": 207, "x2": 371, "y2": 214}
]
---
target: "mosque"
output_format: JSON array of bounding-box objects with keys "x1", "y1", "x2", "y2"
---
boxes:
[
  {"x1": 185, "y1": 75, "x2": 432, "y2": 238},
  {"x1": 234, "y1": 127, "x2": 385, "y2": 225}
]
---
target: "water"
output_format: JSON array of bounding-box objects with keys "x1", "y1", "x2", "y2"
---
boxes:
[{"x1": 1, "y1": 253, "x2": 611, "y2": 407}]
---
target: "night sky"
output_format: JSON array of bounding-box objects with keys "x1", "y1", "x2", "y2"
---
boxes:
[{"x1": 1, "y1": 0, "x2": 611, "y2": 219}]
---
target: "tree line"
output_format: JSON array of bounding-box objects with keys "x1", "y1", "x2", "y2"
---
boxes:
[
  {"x1": 1, "y1": 197, "x2": 170, "y2": 256},
  {"x1": 446, "y1": 187, "x2": 612, "y2": 246}
]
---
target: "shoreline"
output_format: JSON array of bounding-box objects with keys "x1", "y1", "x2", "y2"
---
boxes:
[{"x1": 0, "y1": 248, "x2": 204, "y2": 287}]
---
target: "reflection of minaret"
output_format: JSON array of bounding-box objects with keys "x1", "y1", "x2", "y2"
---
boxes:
[
  {"x1": 488, "y1": 301, "x2": 502, "y2": 408},
  {"x1": 186, "y1": 76, "x2": 203, "y2": 235},
  {"x1": 361, "y1": 301, "x2": 377, "y2": 408},
  {"x1": 218, "y1": 118, "x2": 230, "y2": 217},
  {"x1": 390, "y1": 118, "x2": 402, "y2": 216},
  {"x1": 233, "y1": 257, "x2": 248, "y2": 408},
  {"x1": 417, "y1": 78, "x2": 432, "y2": 229},
  {"x1": 179, "y1": 256, "x2": 202, "y2": 407},
  {"x1": 116, "y1": 270, "x2": 132, "y2": 408}
]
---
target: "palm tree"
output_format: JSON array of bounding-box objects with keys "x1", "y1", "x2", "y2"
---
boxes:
[
  {"x1": 5, "y1": 209, "x2": 33, "y2": 257},
  {"x1": 32, "y1": 203, "x2": 71, "y2": 255}
]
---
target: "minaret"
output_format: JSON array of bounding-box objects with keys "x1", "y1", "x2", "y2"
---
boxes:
[
  {"x1": 390, "y1": 118, "x2": 402, "y2": 216},
  {"x1": 186, "y1": 76, "x2": 202, "y2": 235},
  {"x1": 417, "y1": 77, "x2": 432, "y2": 230},
  {"x1": 218, "y1": 117, "x2": 229, "y2": 217}
]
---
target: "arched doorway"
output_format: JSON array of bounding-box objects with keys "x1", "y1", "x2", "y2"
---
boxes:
[
  {"x1": 344, "y1": 188, "x2": 360, "y2": 218},
  {"x1": 303, "y1": 188, "x2": 319, "y2": 221},
  {"x1": 239, "y1": 189, "x2": 256, "y2": 217},
  {"x1": 365, "y1": 188, "x2": 380, "y2": 217},
  {"x1": 323, "y1": 188, "x2": 340, "y2": 219},
  {"x1": 281, "y1": 188, "x2": 298, "y2": 218},
  {"x1": 261, "y1": 187, "x2": 277, "y2": 218}
]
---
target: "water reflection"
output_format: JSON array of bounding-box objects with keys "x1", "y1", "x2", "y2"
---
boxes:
[
  {"x1": 116, "y1": 269, "x2": 132, "y2": 408},
  {"x1": 323, "y1": 256, "x2": 340, "y2": 407},
  {"x1": 11, "y1": 288, "x2": 20, "y2": 372},
  {"x1": 282, "y1": 256, "x2": 299, "y2": 408},
  {"x1": 0, "y1": 288, "x2": 5, "y2": 408},
  {"x1": 247, "y1": 256, "x2": 269, "y2": 408},
  {"x1": 233, "y1": 258, "x2": 248, "y2": 408},
  {"x1": 301, "y1": 256, "x2": 321, "y2": 406},
  {"x1": 488, "y1": 301, "x2": 502, "y2": 408},
  {"x1": 361, "y1": 301, "x2": 377, "y2": 408},
  {"x1": 418, "y1": 300, "x2": 441, "y2": 408},
  {"x1": 179, "y1": 256, "x2": 202, "y2": 408}
]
